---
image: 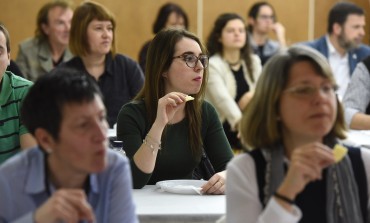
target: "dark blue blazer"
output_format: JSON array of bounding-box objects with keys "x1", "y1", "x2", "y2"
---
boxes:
[{"x1": 303, "y1": 35, "x2": 370, "y2": 75}]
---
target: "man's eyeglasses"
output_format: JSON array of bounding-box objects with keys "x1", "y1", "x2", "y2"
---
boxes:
[
  {"x1": 258, "y1": 15, "x2": 275, "y2": 21},
  {"x1": 172, "y1": 54, "x2": 209, "y2": 69},
  {"x1": 284, "y1": 84, "x2": 338, "y2": 99}
]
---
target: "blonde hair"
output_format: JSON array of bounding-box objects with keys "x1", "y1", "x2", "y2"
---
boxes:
[{"x1": 240, "y1": 45, "x2": 346, "y2": 149}]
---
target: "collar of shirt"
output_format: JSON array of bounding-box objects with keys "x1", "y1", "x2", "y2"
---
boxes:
[
  {"x1": 24, "y1": 148, "x2": 99, "y2": 195},
  {"x1": 326, "y1": 35, "x2": 348, "y2": 61},
  {"x1": 0, "y1": 71, "x2": 12, "y2": 105},
  {"x1": 73, "y1": 53, "x2": 114, "y2": 79}
]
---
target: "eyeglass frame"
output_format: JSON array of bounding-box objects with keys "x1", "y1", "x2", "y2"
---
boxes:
[
  {"x1": 283, "y1": 84, "x2": 338, "y2": 98},
  {"x1": 172, "y1": 53, "x2": 209, "y2": 69},
  {"x1": 257, "y1": 14, "x2": 275, "y2": 21}
]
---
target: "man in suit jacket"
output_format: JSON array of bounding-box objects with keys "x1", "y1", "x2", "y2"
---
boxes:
[
  {"x1": 303, "y1": 2, "x2": 370, "y2": 98},
  {"x1": 16, "y1": 0, "x2": 73, "y2": 81}
]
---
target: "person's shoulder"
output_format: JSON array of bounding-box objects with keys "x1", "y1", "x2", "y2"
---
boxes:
[
  {"x1": 139, "y1": 40, "x2": 151, "y2": 52},
  {"x1": 19, "y1": 37, "x2": 40, "y2": 50},
  {"x1": 114, "y1": 53, "x2": 139, "y2": 65},
  {"x1": 8, "y1": 72, "x2": 33, "y2": 86},
  {"x1": 354, "y1": 44, "x2": 370, "y2": 56},
  {"x1": 209, "y1": 54, "x2": 228, "y2": 71},
  {"x1": 120, "y1": 100, "x2": 146, "y2": 114},
  {"x1": 201, "y1": 100, "x2": 215, "y2": 110},
  {"x1": 0, "y1": 147, "x2": 40, "y2": 176},
  {"x1": 227, "y1": 152, "x2": 254, "y2": 170},
  {"x1": 265, "y1": 39, "x2": 280, "y2": 48},
  {"x1": 201, "y1": 100, "x2": 219, "y2": 118},
  {"x1": 19, "y1": 37, "x2": 36, "y2": 46},
  {"x1": 250, "y1": 53, "x2": 261, "y2": 64},
  {"x1": 63, "y1": 56, "x2": 80, "y2": 65},
  {"x1": 59, "y1": 56, "x2": 82, "y2": 69},
  {"x1": 4, "y1": 72, "x2": 32, "y2": 97},
  {"x1": 106, "y1": 150, "x2": 129, "y2": 170},
  {"x1": 209, "y1": 53, "x2": 223, "y2": 63},
  {"x1": 301, "y1": 35, "x2": 326, "y2": 48}
]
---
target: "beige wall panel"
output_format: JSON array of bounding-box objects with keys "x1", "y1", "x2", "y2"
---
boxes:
[
  {"x1": 2, "y1": 0, "x2": 369, "y2": 62},
  {"x1": 2, "y1": 0, "x2": 49, "y2": 60},
  {"x1": 202, "y1": 0, "x2": 310, "y2": 46},
  {"x1": 2, "y1": 0, "x2": 197, "y2": 61},
  {"x1": 88, "y1": 0, "x2": 198, "y2": 62}
]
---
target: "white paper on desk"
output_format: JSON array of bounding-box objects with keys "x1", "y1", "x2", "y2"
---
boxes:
[
  {"x1": 343, "y1": 130, "x2": 370, "y2": 148},
  {"x1": 156, "y1": 180, "x2": 206, "y2": 195}
]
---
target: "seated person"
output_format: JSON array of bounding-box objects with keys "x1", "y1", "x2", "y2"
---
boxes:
[
  {"x1": 0, "y1": 68, "x2": 138, "y2": 222},
  {"x1": 302, "y1": 2, "x2": 370, "y2": 98},
  {"x1": 247, "y1": 1, "x2": 287, "y2": 65},
  {"x1": 63, "y1": 1, "x2": 144, "y2": 127},
  {"x1": 117, "y1": 28, "x2": 234, "y2": 194},
  {"x1": 16, "y1": 0, "x2": 74, "y2": 81},
  {"x1": 343, "y1": 55, "x2": 370, "y2": 129},
  {"x1": 206, "y1": 13, "x2": 261, "y2": 150},
  {"x1": 225, "y1": 45, "x2": 370, "y2": 222},
  {"x1": 138, "y1": 2, "x2": 188, "y2": 73},
  {"x1": 0, "y1": 24, "x2": 36, "y2": 164}
]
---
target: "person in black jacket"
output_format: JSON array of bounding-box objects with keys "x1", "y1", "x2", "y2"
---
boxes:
[{"x1": 61, "y1": 1, "x2": 144, "y2": 127}]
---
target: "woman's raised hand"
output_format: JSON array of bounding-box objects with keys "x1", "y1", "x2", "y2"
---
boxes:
[
  {"x1": 277, "y1": 142, "x2": 335, "y2": 201},
  {"x1": 155, "y1": 92, "x2": 188, "y2": 126}
]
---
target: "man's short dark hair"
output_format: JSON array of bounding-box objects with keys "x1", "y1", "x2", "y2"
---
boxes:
[
  {"x1": 327, "y1": 2, "x2": 364, "y2": 34},
  {"x1": 21, "y1": 68, "x2": 102, "y2": 140}
]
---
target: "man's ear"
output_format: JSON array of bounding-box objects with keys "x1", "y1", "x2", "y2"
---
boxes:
[
  {"x1": 41, "y1": 23, "x2": 50, "y2": 35},
  {"x1": 332, "y1": 23, "x2": 342, "y2": 36},
  {"x1": 34, "y1": 128, "x2": 56, "y2": 153},
  {"x1": 248, "y1": 17, "x2": 255, "y2": 27}
]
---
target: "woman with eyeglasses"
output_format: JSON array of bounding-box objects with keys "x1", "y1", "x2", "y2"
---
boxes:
[
  {"x1": 206, "y1": 13, "x2": 262, "y2": 151},
  {"x1": 117, "y1": 28, "x2": 233, "y2": 194},
  {"x1": 223, "y1": 45, "x2": 370, "y2": 223},
  {"x1": 247, "y1": 1, "x2": 287, "y2": 65}
]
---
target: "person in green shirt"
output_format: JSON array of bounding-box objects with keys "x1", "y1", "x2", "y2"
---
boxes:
[
  {"x1": 117, "y1": 28, "x2": 233, "y2": 194},
  {"x1": 0, "y1": 24, "x2": 36, "y2": 164}
]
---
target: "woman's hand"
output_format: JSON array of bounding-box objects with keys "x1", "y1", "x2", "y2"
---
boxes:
[
  {"x1": 277, "y1": 142, "x2": 335, "y2": 201},
  {"x1": 272, "y1": 22, "x2": 287, "y2": 47},
  {"x1": 201, "y1": 171, "x2": 226, "y2": 195},
  {"x1": 155, "y1": 92, "x2": 188, "y2": 126},
  {"x1": 238, "y1": 91, "x2": 254, "y2": 111},
  {"x1": 34, "y1": 189, "x2": 95, "y2": 223}
]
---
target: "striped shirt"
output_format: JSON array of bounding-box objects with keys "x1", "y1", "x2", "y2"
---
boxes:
[
  {"x1": 343, "y1": 61, "x2": 370, "y2": 126},
  {"x1": 0, "y1": 71, "x2": 32, "y2": 164}
]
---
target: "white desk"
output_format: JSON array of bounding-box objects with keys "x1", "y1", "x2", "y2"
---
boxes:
[
  {"x1": 133, "y1": 185, "x2": 225, "y2": 223},
  {"x1": 344, "y1": 130, "x2": 370, "y2": 148}
]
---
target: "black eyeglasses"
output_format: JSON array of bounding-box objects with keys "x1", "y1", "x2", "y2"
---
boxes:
[{"x1": 172, "y1": 54, "x2": 209, "y2": 68}]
